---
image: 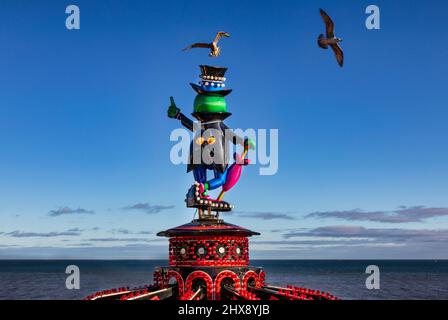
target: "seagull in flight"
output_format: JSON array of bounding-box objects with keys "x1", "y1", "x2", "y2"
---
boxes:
[
  {"x1": 182, "y1": 31, "x2": 230, "y2": 58},
  {"x1": 317, "y1": 9, "x2": 344, "y2": 67}
]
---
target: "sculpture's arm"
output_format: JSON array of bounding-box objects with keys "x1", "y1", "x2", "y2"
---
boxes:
[
  {"x1": 167, "y1": 96, "x2": 194, "y2": 132},
  {"x1": 221, "y1": 122, "x2": 256, "y2": 150}
]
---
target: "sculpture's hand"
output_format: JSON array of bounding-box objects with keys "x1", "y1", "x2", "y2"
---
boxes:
[
  {"x1": 245, "y1": 138, "x2": 256, "y2": 150},
  {"x1": 167, "y1": 96, "x2": 180, "y2": 119}
]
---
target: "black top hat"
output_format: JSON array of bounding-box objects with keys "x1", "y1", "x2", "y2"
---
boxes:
[
  {"x1": 199, "y1": 65, "x2": 227, "y2": 77},
  {"x1": 190, "y1": 65, "x2": 232, "y2": 96}
]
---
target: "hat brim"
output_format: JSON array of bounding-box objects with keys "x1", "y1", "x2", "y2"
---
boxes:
[
  {"x1": 192, "y1": 112, "x2": 232, "y2": 121},
  {"x1": 190, "y1": 83, "x2": 232, "y2": 96}
]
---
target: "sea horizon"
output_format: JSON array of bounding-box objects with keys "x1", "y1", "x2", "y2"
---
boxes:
[
  {"x1": 0, "y1": 258, "x2": 447, "y2": 261},
  {"x1": 1, "y1": 259, "x2": 447, "y2": 300}
]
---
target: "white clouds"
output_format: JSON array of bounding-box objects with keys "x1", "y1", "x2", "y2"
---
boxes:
[
  {"x1": 232, "y1": 211, "x2": 296, "y2": 220},
  {"x1": 110, "y1": 228, "x2": 151, "y2": 235},
  {"x1": 6, "y1": 230, "x2": 82, "y2": 237},
  {"x1": 306, "y1": 206, "x2": 448, "y2": 223},
  {"x1": 283, "y1": 225, "x2": 448, "y2": 242},
  {"x1": 122, "y1": 203, "x2": 174, "y2": 214},
  {"x1": 48, "y1": 207, "x2": 94, "y2": 217},
  {"x1": 87, "y1": 237, "x2": 153, "y2": 243}
]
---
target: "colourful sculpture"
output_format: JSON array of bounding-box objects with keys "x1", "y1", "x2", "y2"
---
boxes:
[{"x1": 167, "y1": 65, "x2": 255, "y2": 217}]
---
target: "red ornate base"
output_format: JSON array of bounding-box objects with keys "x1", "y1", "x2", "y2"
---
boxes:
[{"x1": 85, "y1": 219, "x2": 339, "y2": 301}]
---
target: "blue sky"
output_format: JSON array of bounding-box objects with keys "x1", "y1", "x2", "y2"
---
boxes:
[{"x1": 1, "y1": 0, "x2": 448, "y2": 259}]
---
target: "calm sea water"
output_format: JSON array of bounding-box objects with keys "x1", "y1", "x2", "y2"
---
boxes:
[{"x1": 0, "y1": 260, "x2": 447, "y2": 300}]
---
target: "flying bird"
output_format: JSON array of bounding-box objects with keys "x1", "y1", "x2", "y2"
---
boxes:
[
  {"x1": 182, "y1": 31, "x2": 230, "y2": 58},
  {"x1": 317, "y1": 8, "x2": 344, "y2": 67}
]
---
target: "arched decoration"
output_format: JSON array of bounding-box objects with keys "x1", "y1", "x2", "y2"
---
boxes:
[
  {"x1": 166, "y1": 270, "x2": 185, "y2": 296},
  {"x1": 242, "y1": 270, "x2": 259, "y2": 291},
  {"x1": 185, "y1": 270, "x2": 214, "y2": 300},
  {"x1": 214, "y1": 270, "x2": 241, "y2": 300}
]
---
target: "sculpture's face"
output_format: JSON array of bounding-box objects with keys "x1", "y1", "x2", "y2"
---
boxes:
[{"x1": 191, "y1": 124, "x2": 229, "y2": 172}]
